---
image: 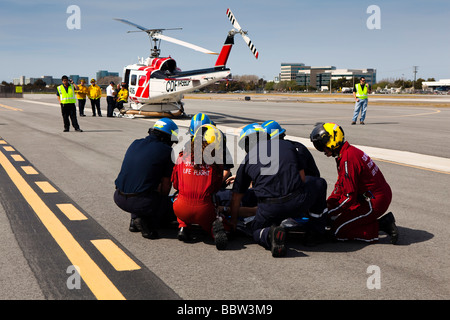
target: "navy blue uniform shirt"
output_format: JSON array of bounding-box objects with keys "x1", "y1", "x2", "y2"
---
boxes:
[
  {"x1": 287, "y1": 140, "x2": 320, "y2": 177},
  {"x1": 115, "y1": 134, "x2": 174, "y2": 194},
  {"x1": 232, "y1": 139, "x2": 304, "y2": 199}
]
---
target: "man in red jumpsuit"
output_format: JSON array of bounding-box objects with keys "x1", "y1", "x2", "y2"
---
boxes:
[
  {"x1": 171, "y1": 124, "x2": 228, "y2": 250},
  {"x1": 310, "y1": 122, "x2": 399, "y2": 244}
]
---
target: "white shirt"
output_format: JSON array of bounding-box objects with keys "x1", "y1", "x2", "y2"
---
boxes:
[{"x1": 106, "y1": 85, "x2": 115, "y2": 97}]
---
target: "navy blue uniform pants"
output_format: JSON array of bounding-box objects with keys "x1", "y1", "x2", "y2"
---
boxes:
[
  {"x1": 250, "y1": 176, "x2": 327, "y2": 249},
  {"x1": 106, "y1": 96, "x2": 115, "y2": 117},
  {"x1": 114, "y1": 190, "x2": 174, "y2": 228}
]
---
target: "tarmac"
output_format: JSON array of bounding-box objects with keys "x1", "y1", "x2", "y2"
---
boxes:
[{"x1": 0, "y1": 93, "x2": 448, "y2": 301}]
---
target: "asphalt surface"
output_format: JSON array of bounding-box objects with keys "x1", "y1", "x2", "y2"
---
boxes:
[{"x1": 0, "y1": 94, "x2": 449, "y2": 302}]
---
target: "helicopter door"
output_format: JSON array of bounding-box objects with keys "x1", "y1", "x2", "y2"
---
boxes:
[{"x1": 128, "y1": 70, "x2": 148, "y2": 99}]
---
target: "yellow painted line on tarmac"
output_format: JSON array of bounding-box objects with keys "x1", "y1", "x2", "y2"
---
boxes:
[
  {"x1": 35, "y1": 181, "x2": 58, "y2": 193},
  {"x1": 3, "y1": 146, "x2": 15, "y2": 152},
  {"x1": 11, "y1": 154, "x2": 25, "y2": 162},
  {"x1": 91, "y1": 239, "x2": 141, "y2": 272},
  {"x1": 57, "y1": 203, "x2": 88, "y2": 221},
  {"x1": 0, "y1": 150, "x2": 126, "y2": 300},
  {"x1": 21, "y1": 166, "x2": 39, "y2": 175},
  {"x1": 0, "y1": 103, "x2": 23, "y2": 111},
  {"x1": 0, "y1": 140, "x2": 7, "y2": 145}
]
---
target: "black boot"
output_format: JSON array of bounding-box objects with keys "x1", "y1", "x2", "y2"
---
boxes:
[
  {"x1": 177, "y1": 227, "x2": 191, "y2": 242},
  {"x1": 378, "y1": 212, "x2": 399, "y2": 244},
  {"x1": 212, "y1": 218, "x2": 228, "y2": 250},
  {"x1": 134, "y1": 217, "x2": 159, "y2": 239},
  {"x1": 129, "y1": 218, "x2": 139, "y2": 232},
  {"x1": 269, "y1": 225, "x2": 287, "y2": 257}
]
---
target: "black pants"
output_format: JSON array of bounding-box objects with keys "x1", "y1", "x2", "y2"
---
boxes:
[
  {"x1": 251, "y1": 176, "x2": 327, "y2": 249},
  {"x1": 60, "y1": 103, "x2": 80, "y2": 130},
  {"x1": 106, "y1": 96, "x2": 115, "y2": 117},
  {"x1": 78, "y1": 99, "x2": 86, "y2": 115},
  {"x1": 90, "y1": 98, "x2": 101, "y2": 116},
  {"x1": 113, "y1": 190, "x2": 174, "y2": 229},
  {"x1": 115, "y1": 100, "x2": 125, "y2": 112}
]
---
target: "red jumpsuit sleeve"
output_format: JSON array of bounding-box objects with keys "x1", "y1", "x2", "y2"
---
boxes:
[{"x1": 327, "y1": 157, "x2": 360, "y2": 217}]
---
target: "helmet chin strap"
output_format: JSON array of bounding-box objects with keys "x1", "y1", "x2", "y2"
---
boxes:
[{"x1": 331, "y1": 145, "x2": 342, "y2": 157}]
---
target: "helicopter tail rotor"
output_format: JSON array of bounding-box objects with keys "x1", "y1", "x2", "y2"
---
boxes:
[{"x1": 226, "y1": 8, "x2": 259, "y2": 59}]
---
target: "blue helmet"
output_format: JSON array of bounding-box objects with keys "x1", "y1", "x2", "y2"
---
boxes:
[
  {"x1": 238, "y1": 123, "x2": 265, "y2": 149},
  {"x1": 261, "y1": 120, "x2": 286, "y2": 139},
  {"x1": 189, "y1": 113, "x2": 212, "y2": 135},
  {"x1": 152, "y1": 118, "x2": 179, "y2": 139}
]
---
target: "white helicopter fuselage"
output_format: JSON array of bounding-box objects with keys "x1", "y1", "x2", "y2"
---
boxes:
[
  {"x1": 116, "y1": 8, "x2": 256, "y2": 117},
  {"x1": 123, "y1": 57, "x2": 230, "y2": 113}
]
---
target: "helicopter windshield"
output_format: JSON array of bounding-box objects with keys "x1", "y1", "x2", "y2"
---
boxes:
[{"x1": 160, "y1": 59, "x2": 177, "y2": 74}]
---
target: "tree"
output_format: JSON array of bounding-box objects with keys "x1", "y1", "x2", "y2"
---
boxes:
[
  {"x1": 33, "y1": 79, "x2": 47, "y2": 91},
  {"x1": 415, "y1": 78, "x2": 425, "y2": 89}
]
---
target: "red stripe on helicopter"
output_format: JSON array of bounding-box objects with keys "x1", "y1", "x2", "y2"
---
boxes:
[{"x1": 215, "y1": 44, "x2": 232, "y2": 68}]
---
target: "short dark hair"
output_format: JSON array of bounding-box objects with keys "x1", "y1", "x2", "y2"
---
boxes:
[
  {"x1": 148, "y1": 128, "x2": 175, "y2": 146},
  {"x1": 61, "y1": 75, "x2": 69, "y2": 81}
]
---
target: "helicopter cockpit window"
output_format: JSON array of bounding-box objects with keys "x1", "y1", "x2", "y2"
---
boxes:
[{"x1": 130, "y1": 75, "x2": 137, "y2": 86}]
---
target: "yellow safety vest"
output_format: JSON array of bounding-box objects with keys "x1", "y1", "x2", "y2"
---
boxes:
[
  {"x1": 58, "y1": 85, "x2": 76, "y2": 104},
  {"x1": 355, "y1": 83, "x2": 368, "y2": 99}
]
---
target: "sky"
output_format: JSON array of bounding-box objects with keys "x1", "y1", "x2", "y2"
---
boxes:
[{"x1": 1, "y1": 0, "x2": 450, "y2": 83}]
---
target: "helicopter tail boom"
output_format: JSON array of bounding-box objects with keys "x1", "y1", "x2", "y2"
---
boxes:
[{"x1": 214, "y1": 33, "x2": 234, "y2": 68}]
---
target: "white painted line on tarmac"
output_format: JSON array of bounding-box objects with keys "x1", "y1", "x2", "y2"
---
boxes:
[
  {"x1": 18, "y1": 101, "x2": 450, "y2": 174},
  {"x1": 166, "y1": 119, "x2": 450, "y2": 174}
]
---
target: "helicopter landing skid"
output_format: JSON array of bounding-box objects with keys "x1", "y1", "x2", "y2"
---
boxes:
[{"x1": 119, "y1": 102, "x2": 186, "y2": 118}]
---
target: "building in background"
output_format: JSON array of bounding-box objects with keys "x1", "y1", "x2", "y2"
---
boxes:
[
  {"x1": 280, "y1": 63, "x2": 310, "y2": 81},
  {"x1": 422, "y1": 79, "x2": 450, "y2": 92},
  {"x1": 281, "y1": 63, "x2": 376, "y2": 90},
  {"x1": 96, "y1": 70, "x2": 119, "y2": 80},
  {"x1": 13, "y1": 74, "x2": 98, "y2": 86}
]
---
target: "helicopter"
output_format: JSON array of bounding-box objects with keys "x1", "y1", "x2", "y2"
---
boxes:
[{"x1": 114, "y1": 8, "x2": 258, "y2": 118}]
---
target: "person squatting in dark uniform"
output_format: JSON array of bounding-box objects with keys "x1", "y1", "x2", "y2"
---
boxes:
[
  {"x1": 114, "y1": 118, "x2": 179, "y2": 239},
  {"x1": 229, "y1": 123, "x2": 328, "y2": 257},
  {"x1": 261, "y1": 120, "x2": 327, "y2": 240}
]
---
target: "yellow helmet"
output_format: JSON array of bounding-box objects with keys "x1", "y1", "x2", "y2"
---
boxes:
[
  {"x1": 193, "y1": 124, "x2": 223, "y2": 149},
  {"x1": 310, "y1": 122, "x2": 345, "y2": 152}
]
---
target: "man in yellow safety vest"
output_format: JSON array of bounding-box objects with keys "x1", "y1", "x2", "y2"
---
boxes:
[
  {"x1": 57, "y1": 75, "x2": 83, "y2": 132},
  {"x1": 352, "y1": 77, "x2": 371, "y2": 125}
]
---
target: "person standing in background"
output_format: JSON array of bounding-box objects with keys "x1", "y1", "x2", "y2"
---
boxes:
[
  {"x1": 88, "y1": 79, "x2": 102, "y2": 117},
  {"x1": 352, "y1": 77, "x2": 371, "y2": 125},
  {"x1": 56, "y1": 75, "x2": 83, "y2": 132},
  {"x1": 75, "y1": 79, "x2": 88, "y2": 117},
  {"x1": 106, "y1": 81, "x2": 116, "y2": 117}
]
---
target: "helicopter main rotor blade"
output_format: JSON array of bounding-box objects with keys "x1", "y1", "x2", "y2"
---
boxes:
[
  {"x1": 154, "y1": 33, "x2": 218, "y2": 55},
  {"x1": 225, "y1": 8, "x2": 259, "y2": 59},
  {"x1": 114, "y1": 18, "x2": 149, "y2": 32},
  {"x1": 114, "y1": 18, "x2": 182, "y2": 34}
]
